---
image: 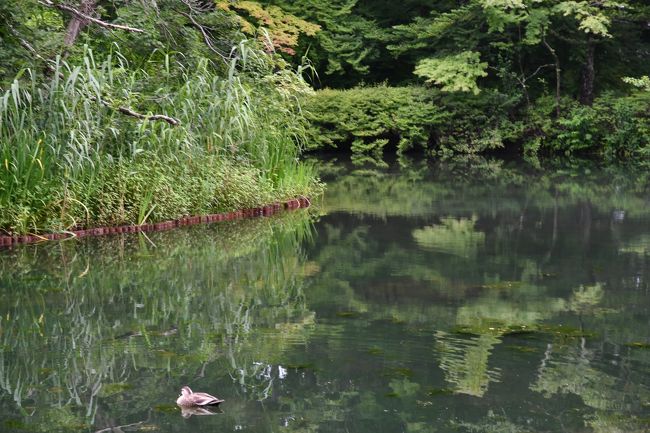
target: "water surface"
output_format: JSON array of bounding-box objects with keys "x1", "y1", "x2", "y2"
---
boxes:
[{"x1": 1, "y1": 156, "x2": 649, "y2": 432}]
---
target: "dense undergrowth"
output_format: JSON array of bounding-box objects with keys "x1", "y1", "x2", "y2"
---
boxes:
[
  {"x1": 303, "y1": 85, "x2": 650, "y2": 160},
  {"x1": 0, "y1": 44, "x2": 321, "y2": 235}
]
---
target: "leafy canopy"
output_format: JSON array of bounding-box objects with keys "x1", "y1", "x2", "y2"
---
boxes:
[
  {"x1": 217, "y1": 1, "x2": 320, "y2": 54},
  {"x1": 414, "y1": 51, "x2": 488, "y2": 95}
]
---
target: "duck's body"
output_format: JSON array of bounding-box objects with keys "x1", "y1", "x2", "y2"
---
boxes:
[{"x1": 176, "y1": 386, "x2": 224, "y2": 407}]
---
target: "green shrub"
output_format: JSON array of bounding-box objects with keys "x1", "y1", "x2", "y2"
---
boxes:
[
  {"x1": 431, "y1": 90, "x2": 520, "y2": 155},
  {"x1": 523, "y1": 92, "x2": 650, "y2": 157},
  {"x1": 595, "y1": 93, "x2": 650, "y2": 157},
  {"x1": 302, "y1": 85, "x2": 521, "y2": 157},
  {"x1": 302, "y1": 85, "x2": 444, "y2": 156}
]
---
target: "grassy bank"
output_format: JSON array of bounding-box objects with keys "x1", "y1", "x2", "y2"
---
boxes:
[{"x1": 0, "y1": 45, "x2": 321, "y2": 236}]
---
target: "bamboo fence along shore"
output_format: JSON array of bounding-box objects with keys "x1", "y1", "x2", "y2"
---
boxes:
[{"x1": 0, "y1": 197, "x2": 311, "y2": 247}]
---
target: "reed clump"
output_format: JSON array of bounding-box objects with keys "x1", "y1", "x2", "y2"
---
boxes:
[{"x1": 0, "y1": 44, "x2": 321, "y2": 235}]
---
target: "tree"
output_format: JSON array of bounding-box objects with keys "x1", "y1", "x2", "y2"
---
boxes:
[
  {"x1": 389, "y1": 0, "x2": 648, "y2": 112},
  {"x1": 256, "y1": 0, "x2": 388, "y2": 87},
  {"x1": 216, "y1": 1, "x2": 320, "y2": 55}
]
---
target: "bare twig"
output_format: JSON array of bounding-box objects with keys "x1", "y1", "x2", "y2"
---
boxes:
[
  {"x1": 39, "y1": 0, "x2": 144, "y2": 33},
  {"x1": 524, "y1": 63, "x2": 554, "y2": 83},
  {"x1": 178, "y1": 10, "x2": 229, "y2": 63}
]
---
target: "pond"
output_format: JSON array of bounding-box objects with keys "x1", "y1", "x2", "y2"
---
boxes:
[{"x1": 1, "y1": 156, "x2": 649, "y2": 432}]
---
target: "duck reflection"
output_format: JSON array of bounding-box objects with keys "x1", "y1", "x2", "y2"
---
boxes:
[{"x1": 180, "y1": 406, "x2": 223, "y2": 418}]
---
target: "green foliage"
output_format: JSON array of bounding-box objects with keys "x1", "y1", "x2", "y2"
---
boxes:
[
  {"x1": 257, "y1": 0, "x2": 387, "y2": 85},
  {"x1": 253, "y1": 0, "x2": 649, "y2": 159},
  {"x1": 216, "y1": 1, "x2": 320, "y2": 55},
  {"x1": 623, "y1": 75, "x2": 650, "y2": 92},
  {"x1": 524, "y1": 92, "x2": 650, "y2": 157},
  {"x1": 414, "y1": 51, "x2": 488, "y2": 95},
  {"x1": 303, "y1": 85, "x2": 526, "y2": 157},
  {"x1": 301, "y1": 86, "x2": 444, "y2": 157},
  {"x1": 552, "y1": 0, "x2": 613, "y2": 37},
  {"x1": 0, "y1": 150, "x2": 318, "y2": 234}
]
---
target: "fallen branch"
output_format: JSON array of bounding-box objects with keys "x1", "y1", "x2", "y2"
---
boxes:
[
  {"x1": 111, "y1": 103, "x2": 180, "y2": 126},
  {"x1": 39, "y1": 0, "x2": 144, "y2": 33}
]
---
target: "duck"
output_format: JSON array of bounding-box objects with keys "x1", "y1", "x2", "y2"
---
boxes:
[{"x1": 176, "y1": 386, "x2": 224, "y2": 407}]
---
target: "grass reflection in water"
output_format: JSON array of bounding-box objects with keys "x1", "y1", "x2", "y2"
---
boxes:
[{"x1": 0, "y1": 211, "x2": 315, "y2": 432}]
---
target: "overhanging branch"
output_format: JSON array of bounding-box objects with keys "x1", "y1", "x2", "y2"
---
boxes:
[
  {"x1": 178, "y1": 10, "x2": 229, "y2": 63},
  {"x1": 39, "y1": 0, "x2": 144, "y2": 33}
]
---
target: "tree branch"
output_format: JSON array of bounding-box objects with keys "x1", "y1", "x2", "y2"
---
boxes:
[
  {"x1": 39, "y1": 0, "x2": 144, "y2": 33},
  {"x1": 6, "y1": 25, "x2": 60, "y2": 75},
  {"x1": 111, "y1": 103, "x2": 180, "y2": 126},
  {"x1": 542, "y1": 31, "x2": 562, "y2": 117},
  {"x1": 524, "y1": 63, "x2": 554, "y2": 84},
  {"x1": 177, "y1": 10, "x2": 229, "y2": 63}
]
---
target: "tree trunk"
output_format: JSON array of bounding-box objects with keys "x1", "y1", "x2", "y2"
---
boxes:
[
  {"x1": 579, "y1": 38, "x2": 596, "y2": 106},
  {"x1": 63, "y1": 0, "x2": 97, "y2": 47},
  {"x1": 542, "y1": 33, "x2": 561, "y2": 117}
]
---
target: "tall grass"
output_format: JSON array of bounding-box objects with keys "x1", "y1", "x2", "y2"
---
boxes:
[{"x1": 0, "y1": 43, "x2": 320, "y2": 235}]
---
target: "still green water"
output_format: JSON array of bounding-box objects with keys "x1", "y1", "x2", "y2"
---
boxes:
[{"x1": 1, "y1": 157, "x2": 649, "y2": 433}]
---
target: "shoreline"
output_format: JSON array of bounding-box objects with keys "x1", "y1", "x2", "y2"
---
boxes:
[{"x1": 0, "y1": 197, "x2": 311, "y2": 248}]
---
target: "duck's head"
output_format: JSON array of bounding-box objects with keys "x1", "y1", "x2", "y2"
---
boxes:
[{"x1": 180, "y1": 386, "x2": 193, "y2": 397}]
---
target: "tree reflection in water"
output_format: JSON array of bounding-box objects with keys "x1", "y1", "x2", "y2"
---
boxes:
[
  {"x1": 302, "y1": 156, "x2": 650, "y2": 433},
  {"x1": 1, "y1": 156, "x2": 650, "y2": 433}
]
